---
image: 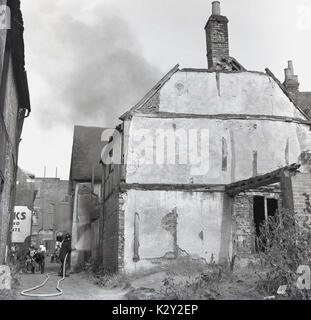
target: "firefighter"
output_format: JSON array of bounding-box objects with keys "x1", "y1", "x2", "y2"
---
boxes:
[{"x1": 58, "y1": 233, "x2": 72, "y2": 277}]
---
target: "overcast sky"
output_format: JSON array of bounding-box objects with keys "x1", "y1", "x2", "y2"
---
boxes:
[{"x1": 18, "y1": 0, "x2": 311, "y2": 179}]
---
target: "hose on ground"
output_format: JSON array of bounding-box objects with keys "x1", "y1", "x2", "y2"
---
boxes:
[{"x1": 20, "y1": 253, "x2": 69, "y2": 298}]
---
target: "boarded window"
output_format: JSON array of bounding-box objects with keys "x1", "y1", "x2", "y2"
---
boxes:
[
  {"x1": 252, "y1": 151, "x2": 258, "y2": 177},
  {"x1": 133, "y1": 212, "x2": 140, "y2": 262},
  {"x1": 222, "y1": 138, "x2": 228, "y2": 171}
]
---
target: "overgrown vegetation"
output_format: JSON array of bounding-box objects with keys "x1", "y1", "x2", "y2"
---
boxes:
[
  {"x1": 256, "y1": 209, "x2": 311, "y2": 299},
  {"x1": 160, "y1": 269, "x2": 222, "y2": 300},
  {"x1": 0, "y1": 289, "x2": 17, "y2": 300},
  {"x1": 0, "y1": 263, "x2": 20, "y2": 300},
  {"x1": 93, "y1": 272, "x2": 131, "y2": 289},
  {"x1": 80, "y1": 255, "x2": 228, "y2": 299},
  {"x1": 78, "y1": 259, "x2": 131, "y2": 289},
  {"x1": 158, "y1": 256, "x2": 235, "y2": 300}
]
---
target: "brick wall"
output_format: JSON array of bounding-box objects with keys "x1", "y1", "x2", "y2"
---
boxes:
[
  {"x1": 102, "y1": 189, "x2": 125, "y2": 272},
  {"x1": 118, "y1": 192, "x2": 125, "y2": 271},
  {"x1": 289, "y1": 173, "x2": 311, "y2": 226},
  {"x1": 232, "y1": 189, "x2": 281, "y2": 259},
  {"x1": 33, "y1": 178, "x2": 69, "y2": 232},
  {"x1": 291, "y1": 173, "x2": 311, "y2": 214},
  {"x1": 232, "y1": 194, "x2": 254, "y2": 257},
  {"x1": 280, "y1": 171, "x2": 311, "y2": 218},
  {"x1": 205, "y1": 15, "x2": 229, "y2": 69}
]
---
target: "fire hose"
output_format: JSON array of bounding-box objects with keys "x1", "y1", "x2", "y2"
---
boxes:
[{"x1": 20, "y1": 253, "x2": 69, "y2": 298}]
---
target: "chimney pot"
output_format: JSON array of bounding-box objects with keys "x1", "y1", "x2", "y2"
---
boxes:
[
  {"x1": 212, "y1": 1, "x2": 221, "y2": 15},
  {"x1": 283, "y1": 61, "x2": 300, "y2": 94},
  {"x1": 288, "y1": 60, "x2": 294, "y2": 75}
]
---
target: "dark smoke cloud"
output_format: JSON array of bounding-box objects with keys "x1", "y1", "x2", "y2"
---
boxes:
[{"x1": 23, "y1": 1, "x2": 161, "y2": 128}]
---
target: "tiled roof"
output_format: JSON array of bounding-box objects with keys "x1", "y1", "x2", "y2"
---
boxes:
[{"x1": 297, "y1": 92, "x2": 311, "y2": 117}]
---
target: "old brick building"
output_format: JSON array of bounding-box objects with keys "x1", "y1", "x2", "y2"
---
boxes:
[
  {"x1": 0, "y1": 0, "x2": 30, "y2": 264},
  {"x1": 32, "y1": 177, "x2": 70, "y2": 252},
  {"x1": 100, "y1": 2, "x2": 311, "y2": 272}
]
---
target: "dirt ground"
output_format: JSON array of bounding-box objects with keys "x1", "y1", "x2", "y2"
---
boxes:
[
  {"x1": 125, "y1": 262, "x2": 266, "y2": 300},
  {"x1": 13, "y1": 261, "x2": 127, "y2": 300},
  {"x1": 127, "y1": 272, "x2": 264, "y2": 300},
  {"x1": 7, "y1": 259, "x2": 273, "y2": 300}
]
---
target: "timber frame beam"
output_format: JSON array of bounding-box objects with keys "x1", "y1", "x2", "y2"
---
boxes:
[{"x1": 225, "y1": 163, "x2": 300, "y2": 197}]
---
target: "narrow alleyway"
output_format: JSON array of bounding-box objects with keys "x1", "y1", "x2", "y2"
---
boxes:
[{"x1": 15, "y1": 262, "x2": 127, "y2": 300}]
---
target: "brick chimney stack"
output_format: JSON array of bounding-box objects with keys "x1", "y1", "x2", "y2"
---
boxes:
[
  {"x1": 205, "y1": 1, "x2": 229, "y2": 69},
  {"x1": 283, "y1": 60, "x2": 300, "y2": 96}
]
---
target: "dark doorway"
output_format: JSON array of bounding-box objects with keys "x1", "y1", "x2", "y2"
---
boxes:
[
  {"x1": 253, "y1": 196, "x2": 278, "y2": 252},
  {"x1": 267, "y1": 198, "x2": 278, "y2": 218},
  {"x1": 253, "y1": 196, "x2": 265, "y2": 238}
]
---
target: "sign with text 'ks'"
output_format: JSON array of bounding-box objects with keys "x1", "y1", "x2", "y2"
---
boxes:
[{"x1": 12, "y1": 206, "x2": 32, "y2": 243}]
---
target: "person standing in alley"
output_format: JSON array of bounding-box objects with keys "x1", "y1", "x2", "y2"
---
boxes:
[
  {"x1": 38, "y1": 242, "x2": 46, "y2": 273},
  {"x1": 58, "y1": 233, "x2": 72, "y2": 277}
]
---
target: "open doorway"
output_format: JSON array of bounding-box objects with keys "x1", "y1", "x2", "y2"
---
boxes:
[
  {"x1": 253, "y1": 196, "x2": 278, "y2": 251},
  {"x1": 267, "y1": 198, "x2": 278, "y2": 219}
]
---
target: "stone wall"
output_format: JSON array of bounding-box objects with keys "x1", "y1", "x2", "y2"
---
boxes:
[{"x1": 0, "y1": 54, "x2": 19, "y2": 264}]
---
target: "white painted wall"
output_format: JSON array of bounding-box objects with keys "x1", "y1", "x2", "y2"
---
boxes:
[
  {"x1": 126, "y1": 117, "x2": 306, "y2": 184},
  {"x1": 160, "y1": 71, "x2": 305, "y2": 119},
  {"x1": 122, "y1": 190, "x2": 231, "y2": 272}
]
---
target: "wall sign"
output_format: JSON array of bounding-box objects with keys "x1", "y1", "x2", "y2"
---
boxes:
[{"x1": 12, "y1": 206, "x2": 32, "y2": 243}]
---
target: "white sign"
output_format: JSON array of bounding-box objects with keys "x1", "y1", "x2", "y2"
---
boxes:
[{"x1": 12, "y1": 206, "x2": 32, "y2": 243}]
